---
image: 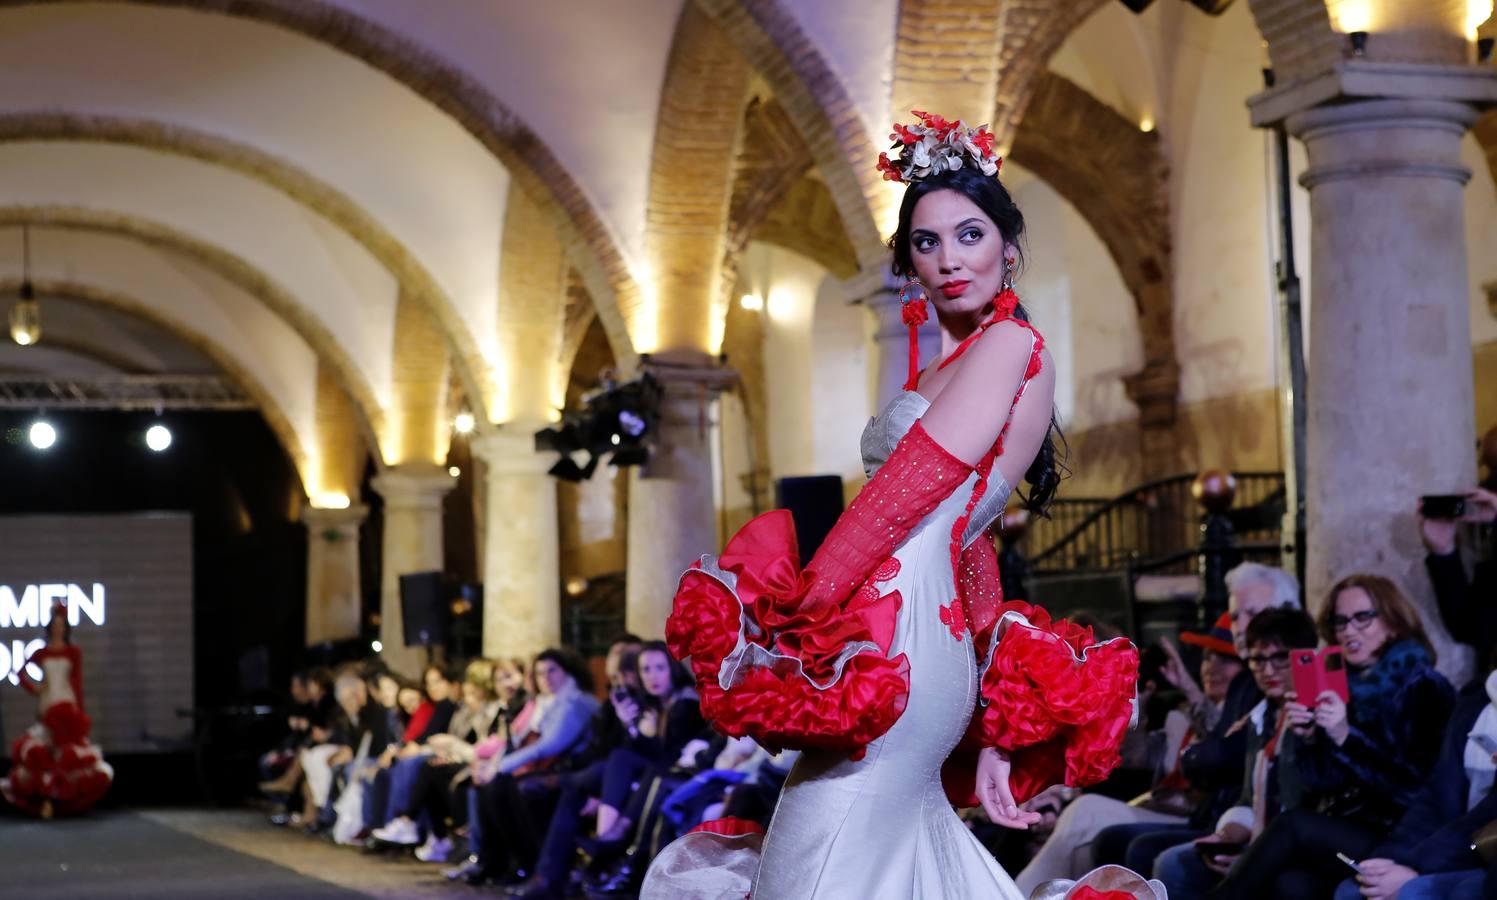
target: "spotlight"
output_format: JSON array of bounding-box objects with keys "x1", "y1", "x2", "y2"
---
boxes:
[
  {"x1": 28, "y1": 420, "x2": 55, "y2": 450},
  {"x1": 448, "y1": 466, "x2": 461, "y2": 478},
  {"x1": 1349, "y1": 31, "x2": 1368, "y2": 57},
  {"x1": 739, "y1": 293, "x2": 764, "y2": 311},
  {"x1": 454, "y1": 411, "x2": 475, "y2": 434},
  {"x1": 371, "y1": 640, "x2": 383, "y2": 653},
  {"x1": 145, "y1": 424, "x2": 172, "y2": 452}
]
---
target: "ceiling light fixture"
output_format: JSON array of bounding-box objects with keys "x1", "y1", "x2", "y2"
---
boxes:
[{"x1": 10, "y1": 226, "x2": 40, "y2": 347}]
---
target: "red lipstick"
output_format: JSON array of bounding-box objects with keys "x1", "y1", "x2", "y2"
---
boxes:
[{"x1": 939, "y1": 280, "x2": 970, "y2": 299}]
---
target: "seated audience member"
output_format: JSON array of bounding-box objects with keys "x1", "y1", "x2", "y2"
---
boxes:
[
  {"x1": 490, "y1": 638, "x2": 642, "y2": 894},
  {"x1": 1093, "y1": 564, "x2": 1296, "y2": 875},
  {"x1": 372, "y1": 659, "x2": 501, "y2": 853},
  {"x1": 1421, "y1": 486, "x2": 1497, "y2": 665},
  {"x1": 1152, "y1": 607, "x2": 1319, "y2": 899},
  {"x1": 300, "y1": 671, "x2": 391, "y2": 828},
  {"x1": 571, "y1": 642, "x2": 706, "y2": 897},
  {"x1": 1014, "y1": 615, "x2": 1245, "y2": 893},
  {"x1": 258, "y1": 671, "x2": 312, "y2": 793},
  {"x1": 1332, "y1": 668, "x2": 1497, "y2": 900},
  {"x1": 358, "y1": 664, "x2": 458, "y2": 836},
  {"x1": 1204, "y1": 575, "x2": 1455, "y2": 899},
  {"x1": 459, "y1": 648, "x2": 597, "y2": 884}
]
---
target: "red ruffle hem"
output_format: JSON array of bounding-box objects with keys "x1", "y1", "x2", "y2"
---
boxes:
[{"x1": 667, "y1": 510, "x2": 1139, "y2": 807}]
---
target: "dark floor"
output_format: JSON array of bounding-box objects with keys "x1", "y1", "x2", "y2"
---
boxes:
[{"x1": 0, "y1": 808, "x2": 478, "y2": 899}]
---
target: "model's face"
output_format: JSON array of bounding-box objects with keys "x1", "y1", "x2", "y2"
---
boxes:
[
  {"x1": 907, "y1": 189, "x2": 1012, "y2": 319},
  {"x1": 1228, "y1": 580, "x2": 1278, "y2": 654},
  {"x1": 47, "y1": 615, "x2": 67, "y2": 643},
  {"x1": 1246, "y1": 641, "x2": 1292, "y2": 699},
  {"x1": 1200, "y1": 651, "x2": 1243, "y2": 704},
  {"x1": 639, "y1": 650, "x2": 674, "y2": 699},
  {"x1": 1332, "y1": 586, "x2": 1390, "y2": 667}
]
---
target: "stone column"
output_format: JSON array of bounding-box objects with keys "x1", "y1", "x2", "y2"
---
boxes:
[
  {"x1": 302, "y1": 504, "x2": 368, "y2": 647},
  {"x1": 625, "y1": 363, "x2": 737, "y2": 638},
  {"x1": 371, "y1": 465, "x2": 454, "y2": 676},
  {"x1": 847, "y1": 269, "x2": 942, "y2": 411},
  {"x1": 471, "y1": 429, "x2": 560, "y2": 661},
  {"x1": 1289, "y1": 98, "x2": 1482, "y2": 672}
]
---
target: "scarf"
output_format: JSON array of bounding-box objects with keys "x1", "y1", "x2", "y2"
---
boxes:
[{"x1": 1346, "y1": 638, "x2": 1430, "y2": 730}]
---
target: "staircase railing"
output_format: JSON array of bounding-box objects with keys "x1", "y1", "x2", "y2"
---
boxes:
[{"x1": 1023, "y1": 472, "x2": 1286, "y2": 575}]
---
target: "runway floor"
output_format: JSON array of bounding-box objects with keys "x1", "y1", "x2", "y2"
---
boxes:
[{"x1": 0, "y1": 807, "x2": 487, "y2": 899}]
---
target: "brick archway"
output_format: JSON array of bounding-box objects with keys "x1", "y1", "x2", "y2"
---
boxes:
[
  {"x1": 1009, "y1": 72, "x2": 1179, "y2": 471},
  {"x1": 0, "y1": 0, "x2": 642, "y2": 368}
]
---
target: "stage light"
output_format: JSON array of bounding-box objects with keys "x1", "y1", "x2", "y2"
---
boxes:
[
  {"x1": 28, "y1": 421, "x2": 55, "y2": 450},
  {"x1": 1139, "y1": 115, "x2": 1155, "y2": 133},
  {"x1": 739, "y1": 293, "x2": 763, "y2": 311},
  {"x1": 454, "y1": 411, "x2": 475, "y2": 434},
  {"x1": 371, "y1": 640, "x2": 383, "y2": 653},
  {"x1": 145, "y1": 424, "x2": 172, "y2": 452},
  {"x1": 448, "y1": 466, "x2": 461, "y2": 478}
]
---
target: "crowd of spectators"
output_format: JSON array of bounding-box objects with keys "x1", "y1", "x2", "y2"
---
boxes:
[
  {"x1": 256, "y1": 636, "x2": 795, "y2": 899},
  {"x1": 255, "y1": 477, "x2": 1495, "y2": 900}
]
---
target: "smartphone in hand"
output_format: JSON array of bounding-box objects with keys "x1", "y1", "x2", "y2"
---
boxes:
[
  {"x1": 1421, "y1": 494, "x2": 1468, "y2": 520},
  {"x1": 1291, "y1": 647, "x2": 1349, "y2": 705},
  {"x1": 1336, "y1": 852, "x2": 1363, "y2": 875}
]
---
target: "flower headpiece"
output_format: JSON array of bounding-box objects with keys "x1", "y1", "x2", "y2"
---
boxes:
[{"x1": 876, "y1": 110, "x2": 1001, "y2": 184}]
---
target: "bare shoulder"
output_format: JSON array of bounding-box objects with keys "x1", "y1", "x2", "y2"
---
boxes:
[{"x1": 963, "y1": 318, "x2": 1045, "y2": 372}]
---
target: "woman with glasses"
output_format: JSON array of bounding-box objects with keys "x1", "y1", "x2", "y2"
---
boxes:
[{"x1": 1201, "y1": 575, "x2": 1455, "y2": 899}]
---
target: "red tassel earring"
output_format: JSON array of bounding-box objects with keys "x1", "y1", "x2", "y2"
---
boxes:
[{"x1": 900, "y1": 278, "x2": 928, "y2": 392}]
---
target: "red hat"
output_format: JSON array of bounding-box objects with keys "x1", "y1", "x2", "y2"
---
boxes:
[{"x1": 1179, "y1": 612, "x2": 1236, "y2": 658}]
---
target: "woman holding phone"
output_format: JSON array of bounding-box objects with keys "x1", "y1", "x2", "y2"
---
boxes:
[{"x1": 1204, "y1": 575, "x2": 1454, "y2": 899}]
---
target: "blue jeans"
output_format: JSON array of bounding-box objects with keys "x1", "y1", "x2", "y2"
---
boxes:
[
  {"x1": 1154, "y1": 841, "x2": 1221, "y2": 900},
  {"x1": 1092, "y1": 822, "x2": 1203, "y2": 872},
  {"x1": 1333, "y1": 869, "x2": 1484, "y2": 900}
]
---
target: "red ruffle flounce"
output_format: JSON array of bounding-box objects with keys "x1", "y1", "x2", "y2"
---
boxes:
[
  {"x1": 944, "y1": 600, "x2": 1138, "y2": 806},
  {"x1": 3, "y1": 702, "x2": 112, "y2": 815},
  {"x1": 667, "y1": 510, "x2": 910, "y2": 757}
]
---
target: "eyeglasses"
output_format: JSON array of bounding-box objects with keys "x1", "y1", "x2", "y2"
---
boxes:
[
  {"x1": 1244, "y1": 651, "x2": 1291, "y2": 671},
  {"x1": 1330, "y1": 610, "x2": 1379, "y2": 633}
]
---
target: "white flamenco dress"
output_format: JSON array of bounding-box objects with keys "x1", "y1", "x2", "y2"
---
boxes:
[
  {"x1": 647, "y1": 318, "x2": 1139, "y2": 899},
  {"x1": 2, "y1": 644, "x2": 113, "y2": 816}
]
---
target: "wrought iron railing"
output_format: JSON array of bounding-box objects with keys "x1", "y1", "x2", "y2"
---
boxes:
[{"x1": 1023, "y1": 472, "x2": 1286, "y2": 576}]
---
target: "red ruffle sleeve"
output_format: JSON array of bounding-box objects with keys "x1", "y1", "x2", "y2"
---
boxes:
[
  {"x1": 943, "y1": 600, "x2": 1139, "y2": 807},
  {"x1": 666, "y1": 509, "x2": 910, "y2": 757}
]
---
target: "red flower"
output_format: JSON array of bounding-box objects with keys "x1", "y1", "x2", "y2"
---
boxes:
[
  {"x1": 911, "y1": 109, "x2": 955, "y2": 137},
  {"x1": 939, "y1": 600, "x2": 967, "y2": 641},
  {"x1": 900, "y1": 296, "x2": 928, "y2": 327},
  {"x1": 970, "y1": 127, "x2": 997, "y2": 158},
  {"x1": 890, "y1": 123, "x2": 922, "y2": 145},
  {"x1": 876, "y1": 152, "x2": 903, "y2": 183}
]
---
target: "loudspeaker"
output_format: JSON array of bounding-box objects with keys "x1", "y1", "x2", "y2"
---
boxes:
[
  {"x1": 399, "y1": 571, "x2": 448, "y2": 648},
  {"x1": 776, "y1": 475, "x2": 846, "y2": 563}
]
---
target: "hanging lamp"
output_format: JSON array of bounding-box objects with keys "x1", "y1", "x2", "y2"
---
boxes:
[{"x1": 9, "y1": 225, "x2": 40, "y2": 347}]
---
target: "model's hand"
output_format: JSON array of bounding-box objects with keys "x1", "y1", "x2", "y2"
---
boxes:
[
  {"x1": 1314, "y1": 690, "x2": 1349, "y2": 745},
  {"x1": 1356, "y1": 858, "x2": 1417, "y2": 899},
  {"x1": 976, "y1": 747, "x2": 1042, "y2": 830}
]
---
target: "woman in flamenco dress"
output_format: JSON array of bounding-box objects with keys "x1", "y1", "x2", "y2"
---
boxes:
[
  {"x1": 2, "y1": 603, "x2": 113, "y2": 817},
  {"x1": 644, "y1": 113, "x2": 1156, "y2": 899}
]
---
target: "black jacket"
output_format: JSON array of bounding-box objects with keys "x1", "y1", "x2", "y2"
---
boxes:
[
  {"x1": 1428, "y1": 546, "x2": 1497, "y2": 669},
  {"x1": 1180, "y1": 668, "x2": 1264, "y2": 828}
]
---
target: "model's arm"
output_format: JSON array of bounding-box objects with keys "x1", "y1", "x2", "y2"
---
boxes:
[{"x1": 919, "y1": 320, "x2": 1054, "y2": 481}]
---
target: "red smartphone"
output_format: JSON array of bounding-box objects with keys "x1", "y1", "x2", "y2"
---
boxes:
[{"x1": 1291, "y1": 647, "x2": 1350, "y2": 704}]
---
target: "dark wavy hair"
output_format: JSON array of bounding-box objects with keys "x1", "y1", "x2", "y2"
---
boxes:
[
  {"x1": 535, "y1": 647, "x2": 596, "y2": 694},
  {"x1": 888, "y1": 166, "x2": 1065, "y2": 513}
]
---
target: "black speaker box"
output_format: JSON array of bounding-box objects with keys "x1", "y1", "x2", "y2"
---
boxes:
[{"x1": 399, "y1": 571, "x2": 448, "y2": 648}]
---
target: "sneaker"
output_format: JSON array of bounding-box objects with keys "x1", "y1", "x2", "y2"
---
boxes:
[
  {"x1": 415, "y1": 836, "x2": 453, "y2": 863},
  {"x1": 371, "y1": 817, "x2": 421, "y2": 846}
]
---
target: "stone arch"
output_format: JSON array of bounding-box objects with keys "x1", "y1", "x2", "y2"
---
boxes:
[
  {"x1": 642, "y1": 1, "x2": 753, "y2": 357},
  {"x1": 1009, "y1": 71, "x2": 1179, "y2": 472},
  {"x1": 694, "y1": 0, "x2": 889, "y2": 269},
  {"x1": 0, "y1": 112, "x2": 492, "y2": 422},
  {"x1": 0, "y1": 207, "x2": 385, "y2": 459},
  {"x1": 0, "y1": 277, "x2": 312, "y2": 484},
  {"x1": 0, "y1": 0, "x2": 640, "y2": 368}
]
